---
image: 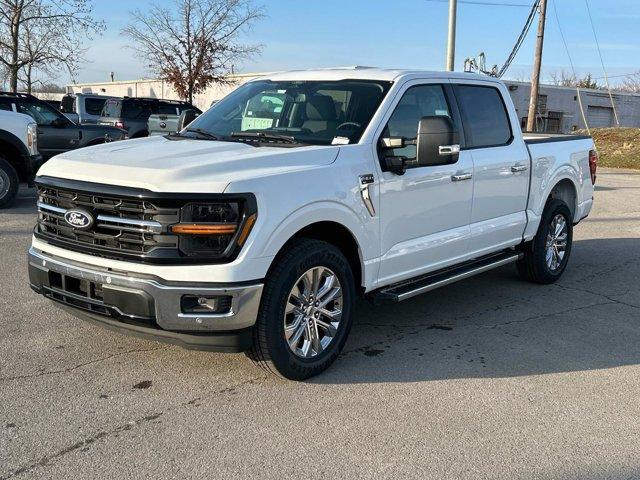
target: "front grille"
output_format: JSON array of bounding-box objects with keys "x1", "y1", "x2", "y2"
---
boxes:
[{"x1": 36, "y1": 184, "x2": 179, "y2": 259}]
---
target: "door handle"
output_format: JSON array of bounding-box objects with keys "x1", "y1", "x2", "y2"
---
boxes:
[
  {"x1": 510, "y1": 165, "x2": 528, "y2": 173},
  {"x1": 451, "y1": 173, "x2": 473, "y2": 182},
  {"x1": 439, "y1": 144, "x2": 461, "y2": 155}
]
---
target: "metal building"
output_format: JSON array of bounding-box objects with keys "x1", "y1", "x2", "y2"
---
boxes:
[{"x1": 503, "y1": 80, "x2": 640, "y2": 132}]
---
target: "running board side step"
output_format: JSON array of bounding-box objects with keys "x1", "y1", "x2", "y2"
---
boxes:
[{"x1": 368, "y1": 250, "x2": 522, "y2": 305}]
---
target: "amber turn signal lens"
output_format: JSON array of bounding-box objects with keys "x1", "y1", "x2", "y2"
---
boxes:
[
  {"x1": 237, "y1": 213, "x2": 257, "y2": 246},
  {"x1": 171, "y1": 224, "x2": 237, "y2": 235}
]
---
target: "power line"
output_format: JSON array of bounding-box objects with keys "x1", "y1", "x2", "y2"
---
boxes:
[
  {"x1": 425, "y1": 0, "x2": 531, "y2": 7},
  {"x1": 584, "y1": 0, "x2": 620, "y2": 126},
  {"x1": 496, "y1": 0, "x2": 539, "y2": 77},
  {"x1": 551, "y1": 0, "x2": 590, "y2": 135}
]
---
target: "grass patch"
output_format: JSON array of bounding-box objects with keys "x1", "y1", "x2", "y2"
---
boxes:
[{"x1": 576, "y1": 128, "x2": 640, "y2": 169}]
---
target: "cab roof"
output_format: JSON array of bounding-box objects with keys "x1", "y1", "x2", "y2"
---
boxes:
[{"x1": 255, "y1": 67, "x2": 502, "y2": 84}]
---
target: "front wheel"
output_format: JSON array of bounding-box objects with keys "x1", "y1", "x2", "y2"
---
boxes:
[
  {"x1": 247, "y1": 239, "x2": 355, "y2": 380},
  {"x1": 0, "y1": 157, "x2": 19, "y2": 209},
  {"x1": 517, "y1": 198, "x2": 573, "y2": 284}
]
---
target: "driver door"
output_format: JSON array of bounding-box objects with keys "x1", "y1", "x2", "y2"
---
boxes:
[{"x1": 376, "y1": 81, "x2": 474, "y2": 286}]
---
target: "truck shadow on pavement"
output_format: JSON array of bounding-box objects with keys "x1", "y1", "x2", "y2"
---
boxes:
[
  {"x1": 4, "y1": 186, "x2": 37, "y2": 215},
  {"x1": 315, "y1": 237, "x2": 640, "y2": 384}
]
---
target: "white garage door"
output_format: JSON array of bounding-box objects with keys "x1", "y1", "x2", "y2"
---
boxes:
[{"x1": 587, "y1": 106, "x2": 613, "y2": 128}]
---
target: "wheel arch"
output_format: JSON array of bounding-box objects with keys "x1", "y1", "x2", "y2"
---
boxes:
[
  {"x1": 0, "y1": 132, "x2": 28, "y2": 180},
  {"x1": 547, "y1": 177, "x2": 578, "y2": 221},
  {"x1": 270, "y1": 221, "x2": 365, "y2": 295}
]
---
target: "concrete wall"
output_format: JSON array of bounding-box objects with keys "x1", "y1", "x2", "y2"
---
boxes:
[{"x1": 66, "y1": 75, "x2": 640, "y2": 133}]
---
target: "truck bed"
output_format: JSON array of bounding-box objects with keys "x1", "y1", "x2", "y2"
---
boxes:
[{"x1": 523, "y1": 132, "x2": 591, "y2": 144}]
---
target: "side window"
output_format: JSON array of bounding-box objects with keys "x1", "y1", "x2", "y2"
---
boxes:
[
  {"x1": 0, "y1": 100, "x2": 12, "y2": 111},
  {"x1": 382, "y1": 84, "x2": 453, "y2": 159},
  {"x1": 84, "y1": 98, "x2": 106, "y2": 116},
  {"x1": 453, "y1": 85, "x2": 512, "y2": 148}
]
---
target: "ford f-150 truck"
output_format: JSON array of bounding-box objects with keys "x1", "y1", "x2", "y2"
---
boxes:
[{"x1": 28, "y1": 68, "x2": 597, "y2": 380}]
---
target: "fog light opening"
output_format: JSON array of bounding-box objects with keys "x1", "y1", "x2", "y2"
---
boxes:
[{"x1": 181, "y1": 294, "x2": 232, "y2": 314}]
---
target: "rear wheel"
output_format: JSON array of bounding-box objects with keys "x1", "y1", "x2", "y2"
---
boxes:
[
  {"x1": 0, "y1": 157, "x2": 19, "y2": 209},
  {"x1": 517, "y1": 198, "x2": 573, "y2": 284},
  {"x1": 247, "y1": 239, "x2": 355, "y2": 380}
]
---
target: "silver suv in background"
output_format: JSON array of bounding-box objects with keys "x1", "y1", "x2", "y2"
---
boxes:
[
  {"x1": 60, "y1": 93, "x2": 119, "y2": 125},
  {"x1": 98, "y1": 97, "x2": 199, "y2": 138}
]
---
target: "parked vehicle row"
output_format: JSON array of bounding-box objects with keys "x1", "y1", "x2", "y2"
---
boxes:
[
  {"x1": 27, "y1": 68, "x2": 597, "y2": 380},
  {"x1": 98, "y1": 97, "x2": 200, "y2": 138},
  {"x1": 0, "y1": 92, "x2": 127, "y2": 160}
]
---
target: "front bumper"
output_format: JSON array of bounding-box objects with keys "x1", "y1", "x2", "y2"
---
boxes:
[{"x1": 28, "y1": 247, "x2": 263, "y2": 352}]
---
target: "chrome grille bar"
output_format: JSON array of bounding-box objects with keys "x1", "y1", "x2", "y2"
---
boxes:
[{"x1": 37, "y1": 201, "x2": 162, "y2": 233}]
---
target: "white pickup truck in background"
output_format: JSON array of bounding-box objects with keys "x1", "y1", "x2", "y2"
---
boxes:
[
  {"x1": 28, "y1": 68, "x2": 596, "y2": 380},
  {"x1": 0, "y1": 109, "x2": 42, "y2": 207}
]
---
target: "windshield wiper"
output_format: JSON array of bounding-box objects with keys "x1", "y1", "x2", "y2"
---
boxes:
[
  {"x1": 230, "y1": 132, "x2": 299, "y2": 144},
  {"x1": 182, "y1": 128, "x2": 220, "y2": 140}
]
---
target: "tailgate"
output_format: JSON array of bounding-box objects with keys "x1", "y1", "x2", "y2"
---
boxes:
[{"x1": 148, "y1": 114, "x2": 178, "y2": 136}]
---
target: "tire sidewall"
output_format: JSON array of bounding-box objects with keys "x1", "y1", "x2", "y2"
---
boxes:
[
  {"x1": 260, "y1": 241, "x2": 355, "y2": 379},
  {"x1": 0, "y1": 157, "x2": 19, "y2": 208},
  {"x1": 533, "y1": 199, "x2": 573, "y2": 281}
]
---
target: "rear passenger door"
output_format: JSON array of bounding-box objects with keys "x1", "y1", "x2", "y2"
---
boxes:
[{"x1": 452, "y1": 82, "x2": 530, "y2": 256}]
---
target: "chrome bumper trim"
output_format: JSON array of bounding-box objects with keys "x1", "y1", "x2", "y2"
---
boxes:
[{"x1": 28, "y1": 247, "x2": 263, "y2": 332}]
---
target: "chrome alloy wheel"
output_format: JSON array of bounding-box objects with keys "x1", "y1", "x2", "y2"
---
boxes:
[
  {"x1": 546, "y1": 213, "x2": 568, "y2": 271},
  {"x1": 284, "y1": 266, "x2": 343, "y2": 358}
]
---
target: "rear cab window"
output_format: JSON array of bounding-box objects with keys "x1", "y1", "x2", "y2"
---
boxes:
[
  {"x1": 121, "y1": 100, "x2": 156, "y2": 119},
  {"x1": 453, "y1": 84, "x2": 512, "y2": 148},
  {"x1": 101, "y1": 99, "x2": 121, "y2": 118},
  {"x1": 84, "y1": 98, "x2": 107, "y2": 116},
  {"x1": 60, "y1": 95, "x2": 76, "y2": 114}
]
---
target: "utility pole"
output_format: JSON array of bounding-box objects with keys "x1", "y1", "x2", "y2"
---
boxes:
[
  {"x1": 446, "y1": 0, "x2": 457, "y2": 71},
  {"x1": 526, "y1": 0, "x2": 548, "y2": 132}
]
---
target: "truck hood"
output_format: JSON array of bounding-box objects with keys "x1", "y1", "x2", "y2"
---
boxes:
[{"x1": 37, "y1": 136, "x2": 340, "y2": 193}]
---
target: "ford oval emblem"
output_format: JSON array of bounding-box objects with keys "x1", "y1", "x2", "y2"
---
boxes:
[{"x1": 64, "y1": 209, "x2": 94, "y2": 230}]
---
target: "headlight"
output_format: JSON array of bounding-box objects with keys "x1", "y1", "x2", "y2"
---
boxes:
[
  {"x1": 27, "y1": 122, "x2": 38, "y2": 155},
  {"x1": 171, "y1": 201, "x2": 257, "y2": 257}
]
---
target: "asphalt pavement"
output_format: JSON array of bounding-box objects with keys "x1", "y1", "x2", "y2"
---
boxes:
[{"x1": 1, "y1": 169, "x2": 639, "y2": 479}]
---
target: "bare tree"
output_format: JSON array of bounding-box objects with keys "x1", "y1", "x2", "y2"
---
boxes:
[
  {"x1": 0, "y1": 0, "x2": 104, "y2": 93},
  {"x1": 549, "y1": 70, "x2": 600, "y2": 89},
  {"x1": 122, "y1": 0, "x2": 264, "y2": 104},
  {"x1": 618, "y1": 72, "x2": 640, "y2": 94}
]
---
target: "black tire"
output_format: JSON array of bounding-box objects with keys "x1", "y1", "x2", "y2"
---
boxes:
[
  {"x1": 247, "y1": 238, "x2": 355, "y2": 380},
  {"x1": 0, "y1": 157, "x2": 19, "y2": 209},
  {"x1": 517, "y1": 198, "x2": 573, "y2": 284}
]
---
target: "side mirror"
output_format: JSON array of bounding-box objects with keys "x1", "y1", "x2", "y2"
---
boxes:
[
  {"x1": 382, "y1": 156, "x2": 408, "y2": 175},
  {"x1": 52, "y1": 117, "x2": 68, "y2": 128},
  {"x1": 416, "y1": 116, "x2": 460, "y2": 167},
  {"x1": 177, "y1": 109, "x2": 198, "y2": 131}
]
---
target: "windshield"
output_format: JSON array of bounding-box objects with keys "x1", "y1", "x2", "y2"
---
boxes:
[
  {"x1": 186, "y1": 79, "x2": 392, "y2": 146},
  {"x1": 17, "y1": 99, "x2": 66, "y2": 126}
]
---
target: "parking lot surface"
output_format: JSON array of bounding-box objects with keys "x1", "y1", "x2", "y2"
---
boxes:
[{"x1": 1, "y1": 169, "x2": 639, "y2": 479}]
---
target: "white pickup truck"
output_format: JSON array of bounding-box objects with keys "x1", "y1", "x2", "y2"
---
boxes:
[
  {"x1": 28, "y1": 68, "x2": 597, "y2": 380},
  {"x1": 0, "y1": 109, "x2": 42, "y2": 207}
]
